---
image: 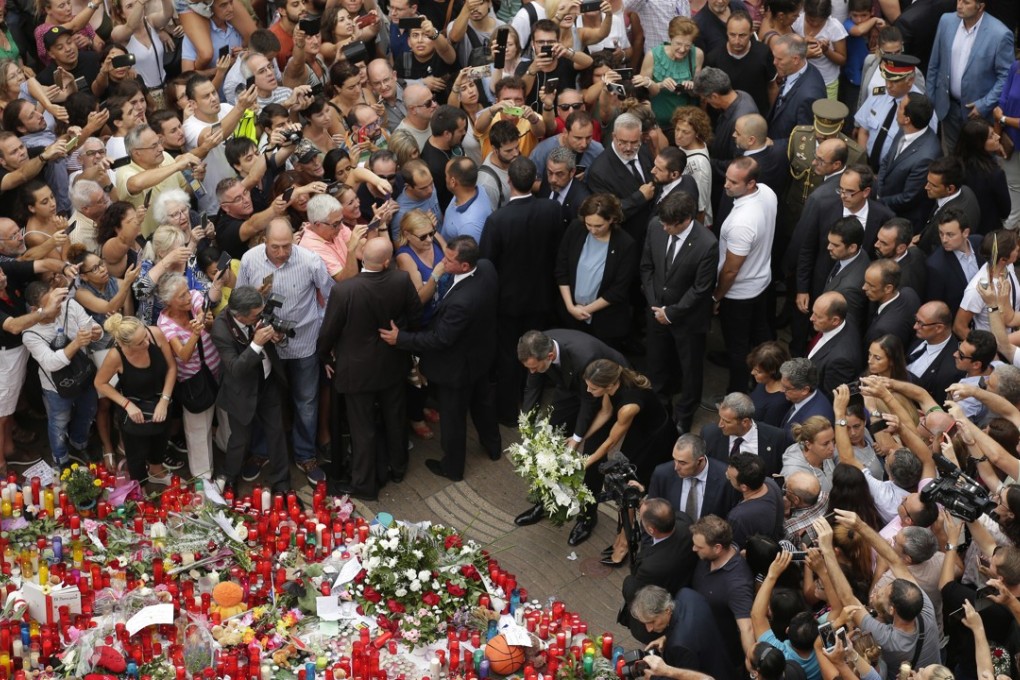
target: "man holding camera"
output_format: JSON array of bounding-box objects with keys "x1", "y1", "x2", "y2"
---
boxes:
[
  {"x1": 236, "y1": 219, "x2": 334, "y2": 485},
  {"x1": 211, "y1": 285, "x2": 291, "y2": 493}
]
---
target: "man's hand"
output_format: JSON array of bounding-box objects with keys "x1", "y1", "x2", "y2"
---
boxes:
[
  {"x1": 966, "y1": 102, "x2": 982, "y2": 120},
  {"x1": 237, "y1": 84, "x2": 259, "y2": 110},
  {"x1": 644, "y1": 635, "x2": 665, "y2": 652},
  {"x1": 638, "y1": 182, "x2": 655, "y2": 200},
  {"x1": 767, "y1": 550, "x2": 792, "y2": 580},
  {"x1": 651, "y1": 306, "x2": 670, "y2": 325},
  {"x1": 961, "y1": 599, "x2": 985, "y2": 631},
  {"x1": 565, "y1": 437, "x2": 580, "y2": 451},
  {"x1": 422, "y1": 75, "x2": 447, "y2": 93},
  {"x1": 41, "y1": 139, "x2": 68, "y2": 162},
  {"x1": 379, "y1": 320, "x2": 400, "y2": 346},
  {"x1": 983, "y1": 578, "x2": 1017, "y2": 607},
  {"x1": 833, "y1": 508, "x2": 861, "y2": 532},
  {"x1": 83, "y1": 108, "x2": 110, "y2": 136},
  {"x1": 796, "y1": 292, "x2": 810, "y2": 314},
  {"x1": 642, "y1": 654, "x2": 670, "y2": 679},
  {"x1": 176, "y1": 152, "x2": 203, "y2": 170},
  {"x1": 253, "y1": 323, "x2": 276, "y2": 346},
  {"x1": 947, "y1": 382, "x2": 978, "y2": 401}
]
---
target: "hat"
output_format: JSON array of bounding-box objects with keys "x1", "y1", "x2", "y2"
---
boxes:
[
  {"x1": 811, "y1": 98, "x2": 849, "y2": 136},
  {"x1": 879, "y1": 53, "x2": 920, "y2": 82},
  {"x1": 43, "y1": 25, "x2": 72, "y2": 50},
  {"x1": 294, "y1": 139, "x2": 320, "y2": 164}
]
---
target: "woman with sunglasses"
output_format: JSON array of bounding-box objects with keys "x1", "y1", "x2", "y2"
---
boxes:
[{"x1": 395, "y1": 209, "x2": 451, "y2": 440}]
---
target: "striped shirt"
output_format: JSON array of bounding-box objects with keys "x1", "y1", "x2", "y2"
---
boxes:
[
  {"x1": 236, "y1": 243, "x2": 333, "y2": 359},
  {"x1": 157, "y1": 290, "x2": 222, "y2": 380}
]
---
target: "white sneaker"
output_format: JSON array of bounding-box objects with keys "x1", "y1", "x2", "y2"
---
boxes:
[{"x1": 148, "y1": 472, "x2": 173, "y2": 486}]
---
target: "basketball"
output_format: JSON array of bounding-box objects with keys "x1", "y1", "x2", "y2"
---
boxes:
[{"x1": 484, "y1": 634, "x2": 525, "y2": 675}]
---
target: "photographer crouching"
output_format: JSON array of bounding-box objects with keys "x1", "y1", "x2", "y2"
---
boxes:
[{"x1": 210, "y1": 286, "x2": 291, "y2": 493}]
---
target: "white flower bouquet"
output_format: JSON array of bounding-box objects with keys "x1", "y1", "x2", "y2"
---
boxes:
[{"x1": 507, "y1": 409, "x2": 595, "y2": 526}]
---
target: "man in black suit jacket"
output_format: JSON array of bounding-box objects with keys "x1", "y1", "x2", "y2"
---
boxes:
[
  {"x1": 211, "y1": 286, "x2": 291, "y2": 493},
  {"x1": 915, "y1": 157, "x2": 982, "y2": 254},
  {"x1": 586, "y1": 112, "x2": 656, "y2": 246},
  {"x1": 700, "y1": 392, "x2": 788, "y2": 475},
  {"x1": 317, "y1": 239, "x2": 424, "y2": 501},
  {"x1": 515, "y1": 328, "x2": 628, "y2": 525},
  {"x1": 863, "y1": 259, "x2": 922, "y2": 348},
  {"x1": 876, "y1": 94, "x2": 942, "y2": 235},
  {"x1": 808, "y1": 292, "x2": 865, "y2": 396},
  {"x1": 652, "y1": 147, "x2": 701, "y2": 211},
  {"x1": 640, "y1": 192, "x2": 717, "y2": 431},
  {"x1": 820, "y1": 217, "x2": 871, "y2": 329},
  {"x1": 645, "y1": 434, "x2": 740, "y2": 521},
  {"x1": 907, "y1": 301, "x2": 964, "y2": 407},
  {"x1": 924, "y1": 208, "x2": 985, "y2": 311},
  {"x1": 480, "y1": 157, "x2": 566, "y2": 424},
  {"x1": 619, "y1": 499, "x2": 698, "y2": 641},
  {"x1": 715, "y1": 114, "x2": 789, "y2": 227},
  {"x1": 767, "y1": 35, "x2": 827, "y2": 140},
  {"x1": 539, "y1": 145, "x2": 592, "y2": 229},
  {"x1": 381, "y1": 236, "x2": 501, "y2": 481},
  {"x1": 779, "y1": 358, "x2": 836, "y2": 440},
  {"x1": 874, "y1": 217, "x2": 928, "y2": 295}
]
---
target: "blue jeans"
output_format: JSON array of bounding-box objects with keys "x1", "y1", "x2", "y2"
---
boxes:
[
  {"x1": 282, "y1": 355, "x2": 319, "y2": 464},
  {"x1": 42, "y1": 388, "x2": 98, "y2": 465}
]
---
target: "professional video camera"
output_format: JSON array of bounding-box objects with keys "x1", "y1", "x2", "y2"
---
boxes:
[
  {"x1": 920, "y1": 454, "x2": 997, "y2": 522},
  {"x1": 619, "y1": 649, "x2": 657, "y2": 679},
  {"x1": 598, "y1": 452, "x2": 642, "y2": 509},
  {"x1": 260, "y1": 293, "x2": 297, "y2": 338}
]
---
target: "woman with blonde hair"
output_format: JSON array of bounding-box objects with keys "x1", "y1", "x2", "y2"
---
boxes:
[
  {"x1": 94, "y1": 314, "x2": 177, "y2": 484},
  {"x1": 671, "y1": 106, "x2": 713, "y2": 226},
  {"x1": 785, "y1": 415, "x2": 836, "y2": 492},
  {"x1": 582, "y1": 358, "x2": 673, "y2": 563},
  {"x1": 387, "y1": 130, "x2": 421, "y2": 167},
  {"x1": 633, "y1": 16, "x2": 702, "y2": 128}
]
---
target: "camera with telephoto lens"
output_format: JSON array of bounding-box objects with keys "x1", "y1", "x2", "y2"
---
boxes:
[
  {"x1": 598, "y1": 452, "x2": 642, "y2": 508},
  {"x1": 920, "y1": 454, "x2": 997, "y2": 522},
  {"x1": 620, "y1": 649, "x2": 657, "y2": 678},
  {"x1": 282, "y1": 129, "x2": 302, "y2": 146},
  {"x1": 260, "y1": 293, "x2": 297, "y2": 338}
]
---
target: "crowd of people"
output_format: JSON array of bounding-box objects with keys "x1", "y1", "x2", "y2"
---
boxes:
[{"x1": 0, "y1": 0, "x2": 1020, "y2": 673}]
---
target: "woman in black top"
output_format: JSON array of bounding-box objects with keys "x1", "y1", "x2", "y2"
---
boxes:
[
  {"x1": 94, "y1": 313, "x2": 177, "y2": 484},
  {"x1": 956, "y1": 118, "x2": 1012, "y2": 235}
]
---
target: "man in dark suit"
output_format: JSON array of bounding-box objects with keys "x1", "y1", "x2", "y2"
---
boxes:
[
  {"x1": 317, "y1": 239, "x2": 423, "y2": 501},
  {"x1": 907, "y1": 301, "x2": 964, "y2": 407},
  {"x1": 779, "y1": 357, "x2": 835, "y2": 440},
  {"x1": 480, "y1": 157, "x2": 565, "y2": 424},
  {"x1": 876, "y1": 93, "x2": 943, "y2": 235},
  {"x1": 211, "y1": 286, "x2": 290, "y2": 493},
  {"x1": 645, "y1": 434, "x2": 740, "y2": 521},
  {"x1": 767, "y1": 34, "x2": 827, "y2": 140},
  {"x1": 640, "y1": 192, "x2": 717, "y2": 432},
  {"x1": 863, "y1": 259, "x2": 921, "y2": 348},
  {"x1": 514, "y1": 329, "x2": 628, "y2": 526},
  {"x1": 715, "y1": 114, "x2": 789, "y2": 227},
  {"x1": 540, "y1": 145, "x2": 591, "y2": 229},
  {"x1": 915, "y1": 156, "x2": 981, "y2": 253},
  {"x1": 808, "y1": 291, "x2": 865, "y2": 396},
  {"x1": 874, "y1": 217, "x2": 927, "y2": 295},
  {"x1": 701, "y1": 392, "x2": 788, "y2": 475},
  {"x1": 618, "y1": 499, "x2": 698, "y2": 642},
  {"x1": 820, "y1": 217, "x2": 871, "y2": 328},
  {"x1": 586, "y1": 112, "x2": 656, "y2": 246},
  {"x1": 924, "y1": 207, "x2": 985, "y2": 311},
  {"x1": 651, "y1": 147, "x2": 701, "y2": 210},
  {"x1": 380, "y1": 236, "x2": 501, "y2": 481}
]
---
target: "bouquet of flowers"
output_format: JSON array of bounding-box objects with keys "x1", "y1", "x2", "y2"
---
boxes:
[
  {"x1": 507, "y1": 410, "x2": 595, "y2": 526},
  {"x1": 351, "y1": 523, "x2": 486, "y2": 647},
  {"x1": 61, "y1": 463, "x2": 104, "y2": 509}
]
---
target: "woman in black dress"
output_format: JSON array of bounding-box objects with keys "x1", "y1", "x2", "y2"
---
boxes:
[{"x1": 581, "y1": 358, "x2": 675, "y2": 565}]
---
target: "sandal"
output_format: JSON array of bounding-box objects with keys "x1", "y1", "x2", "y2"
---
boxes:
[
  {"x1": 410, "y1": 421, "x2": 434, "y2": 440},
  {"x1": 103, "y1": 452, "x2": 117, "y2": 473},
  {"x1": 423, "y1": 408, "x2": 440, "y2": 424}
]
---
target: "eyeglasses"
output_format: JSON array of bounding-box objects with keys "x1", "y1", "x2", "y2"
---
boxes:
[
  {"x1": 413, "y1": 230, "x2": 436, "y2": 241},
  {"x1": 134, "y1": 142, "x2": 164, "y2": 152},
  {"x1": 221, "y1": 188, "x2": 252, "y2": 205},
  {"x1": 82, "y1": 262, "x2": 106, "y2": 274},
  {"x1": 0, "y1": 230, "x2": 23, "y2": 241},
  {"x1": 319, "y1": 219, "x2": 345, "y2": 230},
  {"x1": 167, "y1": 208, "x2": 189, "y2": 220},
  {"x1": 954, "y1": 349, "x2": 974, "y2": 361},
  {"x1": 82, "y1": 148, "x2": 106, "y2": 157},
  {"x1": 413, "y1": 99, "x2": 436, "y2": 109},
  {"x1": 913, "y1": 318, "x2": 941, "y2": 327},
  {"x1": 557, "y1": 102, "x2": 583, "y2": 111},
  {"x1": 835, "y1": 187, "x2": 861, "y2": 197}
]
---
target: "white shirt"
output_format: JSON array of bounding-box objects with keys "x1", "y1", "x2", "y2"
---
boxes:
[
  {"x1": 658, "y1": 177, "x2": 683, "y2": 203},
  {"x1": 908, "y1": 335, "x2": 952, "y2": 377},
  {"x1": 613, "y1": 144, "x2": 643, "y2": 180},
  {"x1": 950, "y1": 14, "x2": 984, "y2": 100},
  {"x1": 862, "y1": 468, "x2": 909, "y2": 524},
  {"x1": 961, "y1": 266, "x2": 1020, "y2": 331},
  {"x1": 183, "y1": 104, "x2": 236, "y2": 214},
  {"x1": 936, "y1": 189, "x2": 962, "y2": 210},
  {"x1": 877, "y1": 292, "x2": 900, "y2": 315},
  {"x1": 792, "y1": 16, "x2": 848, "y2": 85},
  {"x1": 809, "y1": 320, "x2": 846, "y2": 359},
  {"x1": 717, "y1": 184, "x2": 778, "y2": 300},
  {"x1": 896, "y1": 128, "x2": 926, "y2": 157},
  {"x1": 842, "y1": 201, "x2": 869, "y2": 230},
  {"x1": 729, "y1": 421, "x2": 759, "y2": 455}
]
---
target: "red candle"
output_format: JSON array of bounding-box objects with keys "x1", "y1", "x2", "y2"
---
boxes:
[{"x1": 602, "y1": 632, "x2": 613, "y2": 659}]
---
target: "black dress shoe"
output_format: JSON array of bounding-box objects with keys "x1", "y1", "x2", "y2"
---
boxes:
[
  {"x1": 600, "y1": 554, "x2": 628, "y2": 568},
  {"x1": 389, "y1": 469, "x2": 405, "y2": 483},
  {"x1": 425, "y1": 458, "x2": 463, "y2": 481},
  {"x1": 600, "y1": 545, "x2": 615, "y2": 558},
  {"x1": 488, "y1": 450, "x2": 501, "y2": 461},
  {"x1": 328, "y1": 481, "x2": 378, "y2": 502},
  {"x1": 513, "y1": 503, "x2": 546, "y2": 526},
  {"x1": 567, "y1": 517, "x2": 597, "y2": 546}
]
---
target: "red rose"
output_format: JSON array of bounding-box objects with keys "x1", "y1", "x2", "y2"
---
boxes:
[
  {"x1": 446, "y1": 582, "x2": 466, "y2": 597},
  {"x1": 354, "y1": 569, "x2": 367, "y2": 583},
  {"x1": 422, "y1": 592, "x2": 441, "y2": 606},
  {"x1": 444, "y1": 534, "x2": 463, "y2": 550},
  {"x1": 461, "y1": 565, "x2": 481, "y2": 581},
  {"x1": 386, "y1": 599, "x2": 406, "y2": 614},
  {"x1": 362, "y1": 586, "x2": 382, "y2": 603}
]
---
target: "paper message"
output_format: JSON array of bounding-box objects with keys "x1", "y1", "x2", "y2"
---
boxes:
[
  {"x1": 498, "y1": 614, "x2": 532, "y2": 647},
  {"x1": 316, "y1": 595, "x2": 341, "y2": 621},
  {"x1": 126, "y1": 603, "x2": 174, "y2": 635},
  {"x1": 333, "y1": 557, "x2": 362, "y2": 588},
  {"x1": 21, "y1": 461, "x2": 54, "y2": 488}
]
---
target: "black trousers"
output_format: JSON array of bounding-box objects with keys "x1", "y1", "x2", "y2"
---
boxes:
[
  {"x1": 644, "y1": 311, "x2": 706, "y2": 431},
  {"x1": 719, "y1": 292, "x2": 774, "y2": 394},
  {"x1": 434, "y1": 376, "x2": 501, "y2": 479},
  {"x1": 225, "y1": 379, "x2": 289, "y2": 492},
  {"x1": 344, "y1": 382, "x2": 408, "y2": 496}
]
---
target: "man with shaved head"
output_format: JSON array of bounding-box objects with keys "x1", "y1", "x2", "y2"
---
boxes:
[
  {"x1": 318, "y1": 234, "x2": 423, "y2": 501},
  {"x1": 782, "y1": 471, "x2": 827, "y2": 545}
]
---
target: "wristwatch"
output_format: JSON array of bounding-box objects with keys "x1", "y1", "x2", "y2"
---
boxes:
[
  {"x1": 835, "y1": 418, "x2": 848, "y2": 427},
  {"x1": 1002, "y1": 115, "x2": 1009, "y2": 127},
  {"x1": 87, "y1": 1, "x2": 98, "y2": 9},
  {"x1": 430, "y1": 29, "x2": 440, "y2": 40},
  {"x1": 986, "y1": 306, "x2": 1000, "y2": 313},
  {"x1": 945, "y1": 543, "x2": 956, "y2": 552}
]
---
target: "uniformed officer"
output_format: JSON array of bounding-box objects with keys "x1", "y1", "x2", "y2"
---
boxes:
[
  {"x1": 854, "y1": 53, "x2": 925, "y2": 171},
  {"x1": 784, "y1": 99, "x2": 866, "y2": 223}
]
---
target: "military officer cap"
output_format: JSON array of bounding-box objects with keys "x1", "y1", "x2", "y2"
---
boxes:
[
  {"x1": 880, "y1": 53, "x2": 920, "y2": 81},
  {"x1": 811, "y1": 99, "x2": 849, "y2": 136}
]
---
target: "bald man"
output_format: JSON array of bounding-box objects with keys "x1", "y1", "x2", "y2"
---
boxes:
[
  {"x1": 318, "y1": 234, "x2": 424, "y2": 501},
  {"x1": 782, "y1": 471, "x2": 826, "y2": 545},
  {"x1": 395, "y1": 83, "x2": 437, "y2": 151},
  {"x1": 715, "y1": 114, "x2": 789, "y2": 227}
]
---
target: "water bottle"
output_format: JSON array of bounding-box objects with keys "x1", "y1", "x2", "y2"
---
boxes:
[
  {"x1": 52, "y1": 326, "x2": 67, "y2": 349},
  {"x1": 182, "y1": 167, "x2": 206, "y2": 200}
]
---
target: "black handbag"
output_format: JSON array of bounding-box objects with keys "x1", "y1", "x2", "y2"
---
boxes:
[
  {"x1": 121, "y1": 396, "x2": 168, "y2": 435},
  {"x1": 173, "y1": 318, "x2": 218, "y2": 413}
]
